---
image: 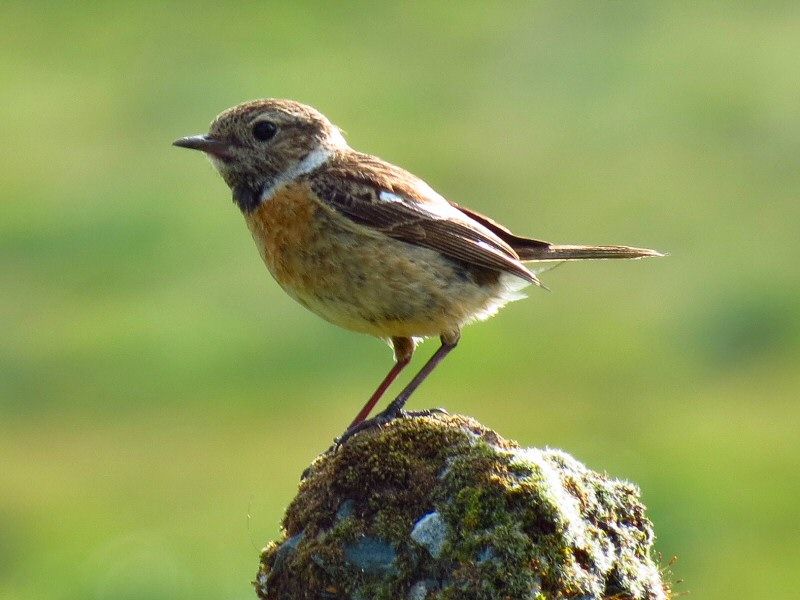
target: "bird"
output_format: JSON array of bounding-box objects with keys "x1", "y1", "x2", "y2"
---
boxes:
[{"x1": 173, "y1": 99, "x2": 662, "y2": 437}]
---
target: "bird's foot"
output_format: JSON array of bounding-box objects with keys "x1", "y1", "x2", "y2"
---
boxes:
[
  {"x1": 332, "y1": 406, "x2": 449, "y2": 449},
  {"x1": 404, "y1": 407, "x2": 448, "y2": 419}
]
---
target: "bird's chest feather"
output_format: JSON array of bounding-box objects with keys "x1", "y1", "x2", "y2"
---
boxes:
[
  {"x1": 242, "y1": 181, "x2": 515, "y2": 337},
  {"x1": 244, "y1": 182, "x2": 327, "y2": 290}
]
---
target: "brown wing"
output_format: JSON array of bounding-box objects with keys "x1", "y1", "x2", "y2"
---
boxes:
[
  {"x1": 309, "y1": 152, "x2": 538, "y2": 284},
  {"x1": 450, "y1": 203, "x2": 552, "y2": 257},
  {"x1": 453, "y1": 203, "x2": 663, "y2": 261}
]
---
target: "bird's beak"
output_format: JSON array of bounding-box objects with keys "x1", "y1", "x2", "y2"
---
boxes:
[{"x1": 173, "y1": 135, "x2": 234, "y2": 160}]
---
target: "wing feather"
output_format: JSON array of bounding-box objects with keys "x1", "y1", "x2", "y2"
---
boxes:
[{"x1": 309, "y1": 153, "x2": 538, "y2": 284}]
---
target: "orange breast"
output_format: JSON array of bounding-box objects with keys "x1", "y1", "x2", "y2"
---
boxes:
[
  {"x1": 243, "y1": 182, "x2": 321, "y2": 292},
  {"x1": 241, "y1": 181, "x2": 522, "y2": 339}
]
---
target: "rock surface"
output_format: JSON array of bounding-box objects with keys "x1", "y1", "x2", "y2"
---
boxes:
[{"x1": 255, "y1": 413, "x2": 670, "y2": 600}]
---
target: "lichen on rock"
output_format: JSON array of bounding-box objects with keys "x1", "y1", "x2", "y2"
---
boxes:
[{"x1": 255, "y1": 413, "x2": 670, "y2": 600}]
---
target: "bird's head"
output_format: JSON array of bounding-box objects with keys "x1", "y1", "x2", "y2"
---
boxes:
[{"x1": 174, "y1": 99, "x2": 347, "y2": 212}]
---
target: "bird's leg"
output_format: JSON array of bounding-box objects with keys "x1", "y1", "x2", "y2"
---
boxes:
[
  {"x1": 335, "y1": 331, "x2": 460, "y2": 447},
  {"x1": 377, "y1": 330, "x2": 460, "y2": 421},
  {"x1": 347, "y1": 336, "x2": 414, "y2": 429}
]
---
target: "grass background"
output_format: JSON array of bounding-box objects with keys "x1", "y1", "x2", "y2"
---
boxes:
[{"x1": 2, "y1": 2, "x2": 799, "y2": 599}]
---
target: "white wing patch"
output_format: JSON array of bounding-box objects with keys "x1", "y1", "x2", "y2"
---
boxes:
[
  {"x1": 378, "y1": 191, "x2": 405, "y2": 204},
  {"x1": 378, "y1": 190, "x2": 513, "y2": 254}
]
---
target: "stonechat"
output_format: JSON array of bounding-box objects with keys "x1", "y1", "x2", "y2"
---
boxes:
[{"x1": 174, "y1": 99, "x2": 661, "y2": 436}]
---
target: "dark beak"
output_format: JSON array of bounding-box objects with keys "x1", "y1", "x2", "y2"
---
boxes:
[{"x1": 173, "y1": 135, "x2": 234, "y2": 160}]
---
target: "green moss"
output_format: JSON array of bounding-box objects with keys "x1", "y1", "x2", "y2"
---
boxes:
[{"x1": 255, "y1": 413, "x2": 669, "y2": 600}]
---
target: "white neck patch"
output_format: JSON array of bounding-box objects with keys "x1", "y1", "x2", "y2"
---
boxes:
[
  {"x1": 259, "y1": 145, "x2": 333, "y2": 202},
  {"x1": 259, "y1": 123, "x2": 347, "y2": 202}
]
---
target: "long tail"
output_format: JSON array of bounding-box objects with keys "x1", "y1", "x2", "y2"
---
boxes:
[
  {"x1": 514, "y1": 243, "x2": 664, "y2": 261},
  {"x1": 452, "y1": 203, "x2": 664, "y2": 262}
]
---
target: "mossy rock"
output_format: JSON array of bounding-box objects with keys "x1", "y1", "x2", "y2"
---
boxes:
[{"x1": 255, "y1": 413, "x2": 669, "y2": 600}]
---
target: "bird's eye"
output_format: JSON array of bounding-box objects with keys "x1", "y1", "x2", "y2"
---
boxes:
[{"x1": 252, "y1": 120, "x2": 278, "y2": 142}]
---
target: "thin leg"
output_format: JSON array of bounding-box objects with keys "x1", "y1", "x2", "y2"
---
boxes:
[
  {"x1": 377, "y1": 330, "x2": 460, "y2": 420},
  {"x1": 347, "y1": 337, "x2": 414, "y2": 429},
  {"x1": 335, "y1": 331, "x2": 460, "y2": 447}
]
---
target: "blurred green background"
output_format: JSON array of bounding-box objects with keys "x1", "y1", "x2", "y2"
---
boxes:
[{"x1": 2, "y1": 2, "x2": 799, "y2": 599}]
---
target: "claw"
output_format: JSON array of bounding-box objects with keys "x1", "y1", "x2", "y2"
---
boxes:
[{"x1": 333, "y1": 407, "x2": 449, "y2": 450}]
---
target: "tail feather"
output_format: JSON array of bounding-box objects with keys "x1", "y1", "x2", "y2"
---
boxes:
[
  {"x1": 515, "y1": 244, "x2": 664, "y2": 262},
  {"x1": 451, "y1": 203, "x2": 664, "y2": 263}
]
